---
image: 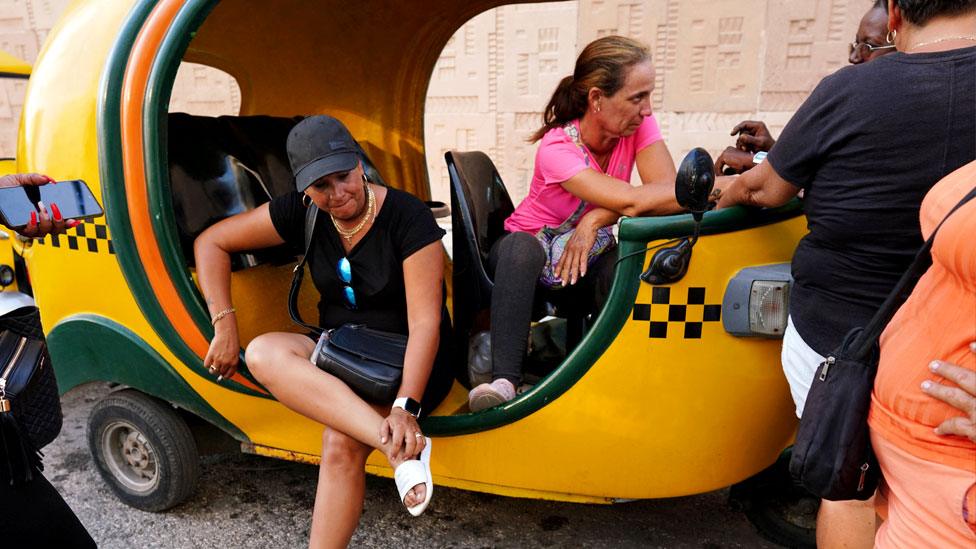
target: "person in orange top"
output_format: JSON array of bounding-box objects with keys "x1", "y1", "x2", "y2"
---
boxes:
[{"x1": 869, "y1": 160, "x2": 976, "y2": 548}]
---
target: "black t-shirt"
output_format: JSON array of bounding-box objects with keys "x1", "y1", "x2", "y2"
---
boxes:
[
  {"x1": 269, "y1": 187, "x2": 446, "y2": 334},
  {"x1": 270, "y1": 187, "x2": 453, "y2": 409},
  {"x1": 768, "y1": 46, "x2": 976, "y2": 355}
]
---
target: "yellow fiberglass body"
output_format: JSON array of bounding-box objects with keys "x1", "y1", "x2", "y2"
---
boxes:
[{"x1": 18, "y1": 0, "x2": 805, "y2": 506}]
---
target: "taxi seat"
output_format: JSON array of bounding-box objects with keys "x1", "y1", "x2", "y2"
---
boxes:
[
  {"x1": 167, "y1": 113, "x2": 386, "y2": 268},
  {"x1": 446, "y1": 150, "x2": 585, "y2": 381}
]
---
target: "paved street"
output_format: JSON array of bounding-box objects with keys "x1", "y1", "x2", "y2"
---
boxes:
[{"x1": 44, "y1": 383, "x2": 779, "y2": 548}]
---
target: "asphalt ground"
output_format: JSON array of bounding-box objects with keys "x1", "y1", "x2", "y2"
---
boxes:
[{"x1": 42, "y1": 383, "x2": 779, "y2": 548}]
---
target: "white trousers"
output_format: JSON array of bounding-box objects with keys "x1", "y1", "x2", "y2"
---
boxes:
[{"x1": 781, "y1": 315, "x2": 825, "y2": 418}]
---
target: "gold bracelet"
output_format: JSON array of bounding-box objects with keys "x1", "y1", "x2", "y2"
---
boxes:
[{"x1": 211, "y1": 307, "x2": 236, "y2": 326}]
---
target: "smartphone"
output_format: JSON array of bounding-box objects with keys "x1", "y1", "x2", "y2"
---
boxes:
[
  {"x1": 39, "y1": 180, "x2": 104, "y2": 221},
  {"x1": 0, "y1": 179, "x2": 104, "y2": 230},
  {"x1": 0, "y1": 186, "x2": 41, "y2": 230}
]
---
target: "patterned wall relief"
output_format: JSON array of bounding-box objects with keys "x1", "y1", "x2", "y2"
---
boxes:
[
  {"x1": 760, "y1": 0, "x2": 861, "y2": 112},
  {"x1": 4, "y1": 0, "x2": 864, "y2": 208},
  {"x1": 168, "y1": 63, "x2": 241, "y2": 117},
  {"x1": 425, "y1": 4, "x2": 578, "y2": 202},
  {"x1": 425, "y1": 0, "x2": 861, "y2": 204},
  {"x1": 0, "y1": 0, "x2": 70, "y2": 160}
]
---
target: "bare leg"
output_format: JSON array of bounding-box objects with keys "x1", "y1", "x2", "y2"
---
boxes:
[
  {"x1": 816, "y1": 496, "x2": 878, "y2": 548},
  {"x1": 245, "y1": 334, "x2": 428, "y2": 506},
  {"x1": 246, "y1": 333, "x2": 391, "y2": 446},
  {"x1": 308, "y1": 428, "x2": 372, "y2": 549}
]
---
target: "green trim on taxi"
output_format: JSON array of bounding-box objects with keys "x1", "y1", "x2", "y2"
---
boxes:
[
  {"x1": 48, "y1": 314, "x2": 246, "y2": 439},
  {"x1": 97, "y1": 0, "x2": 264, "y2": 398}
]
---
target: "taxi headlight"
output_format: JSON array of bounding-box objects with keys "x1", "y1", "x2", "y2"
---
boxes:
[
  {"x1": 722, "y1": 264, "x2": 791, "y2": 338},
  {"x1": 0, "y1": 265, "x2": 13, "y2": 287}
]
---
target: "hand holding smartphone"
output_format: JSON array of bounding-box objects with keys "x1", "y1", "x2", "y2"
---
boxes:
[{"x1": 0, "y1": 179, "x2": 103, "y2": 231}]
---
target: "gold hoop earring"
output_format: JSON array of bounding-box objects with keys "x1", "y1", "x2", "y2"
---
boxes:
[
  {"x1": 886, "y1": 29, "x2": 896, "y2": 44},
  {"x1": 302, "y1": 193, "x2": 312, "y2": 208}
]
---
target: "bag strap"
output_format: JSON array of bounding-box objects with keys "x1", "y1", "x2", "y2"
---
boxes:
[
  {"x1": 555, "y1": 122, "x2": 593, "y2": 230},
  {"x1": 849, "y1": 184, "x2": 976, "y2": 360},
  {"x1": 287, "y1": 205, "x2": 323, "y2": 335}
]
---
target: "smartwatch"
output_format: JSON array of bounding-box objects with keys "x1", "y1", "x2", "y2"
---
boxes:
[{"x1": 392, "y1": 397, "x2": 422, "y2": 418}]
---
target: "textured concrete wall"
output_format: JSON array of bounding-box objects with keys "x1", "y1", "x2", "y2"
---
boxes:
[
  {"x1": 0, "y1": 0, "x2": 65, "y2": 158},
  {"x1": 2, "y1": 0, "x2": 864, "y2": 204}
]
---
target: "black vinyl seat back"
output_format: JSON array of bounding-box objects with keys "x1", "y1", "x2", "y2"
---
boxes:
[
  {"x1": 446, "y1": 150, "x2": 515, "y2": 371},
  {"x1": 446, "y1": 150, "x2": 591, "y2": 379},
  {"x1": 168, "y1": 113, "x2": 387, "y2": 268}
]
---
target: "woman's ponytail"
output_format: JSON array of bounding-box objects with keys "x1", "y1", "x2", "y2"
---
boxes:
[
  {"x1": 529, "y1": 75, "x2": 587, "y2": 142},
  {"x1": 529, "y1": 35, "x2": 651, "y2": 143}
]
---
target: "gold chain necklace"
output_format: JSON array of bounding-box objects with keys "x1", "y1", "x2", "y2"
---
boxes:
[
  {"x1": 330, "y1": 185, "x2": 375, "y2": 242},
  {"x1": 909, "y1": 35, "x2": 976, "y2": 51}
]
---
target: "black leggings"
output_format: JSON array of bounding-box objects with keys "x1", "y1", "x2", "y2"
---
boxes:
[
  {"x1": 0, "y1": 472, "x2": 96, "y2": 547},
  {"x1": 487, "y1": 232, "x2": 616, "y2": 386}
]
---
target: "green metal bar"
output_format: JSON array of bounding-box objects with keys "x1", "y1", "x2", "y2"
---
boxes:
[
  {"x1": 423, "y1": 202, "x2": 804, "y2": 435},
  {"x1": 423, "y1": 238, "x2": 647, "y2": 435},
  {"x1": 619, "y1": 200, "x2": 803, "y2": 241}
]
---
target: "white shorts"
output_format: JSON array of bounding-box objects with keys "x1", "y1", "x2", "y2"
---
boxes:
[{"x1": 781, "y1": 315, "x2": 826, "y2": 418}]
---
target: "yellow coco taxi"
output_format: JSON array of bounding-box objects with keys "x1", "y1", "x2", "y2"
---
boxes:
[{"x1": 15, "y1": 1, "x2": 812, "y2": 546}]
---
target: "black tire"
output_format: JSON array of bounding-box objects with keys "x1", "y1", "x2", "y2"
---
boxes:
[
  {"x1": 730, "y1": 450, "x2": 819, "y2": 548},
  {"x1": 87, "y1": 389, "x2": 200, "y2": 512}
]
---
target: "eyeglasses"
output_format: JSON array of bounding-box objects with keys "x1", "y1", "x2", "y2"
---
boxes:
[
  {"x1": 336, "y1": 256, "x2": 357, "y2": 309},
  {"x1": 849, "y1": 40, "x2": 896, "y2": 58}
]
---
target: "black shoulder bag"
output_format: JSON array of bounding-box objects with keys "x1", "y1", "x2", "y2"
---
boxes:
[
  {"x1": 287, "y1": 206, "x2": 407, "y2": 403},
  {"x1": 790, "y1": 185, "x2": 976, "y2": 501},
  {"x1": 0, "y1": 306, "x2": 63, "y2": 485}
]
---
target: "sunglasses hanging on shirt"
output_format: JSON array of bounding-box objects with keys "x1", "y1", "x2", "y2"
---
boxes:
[{"x1": 336, "y1": 256, "x2": 357, "y2": 309}]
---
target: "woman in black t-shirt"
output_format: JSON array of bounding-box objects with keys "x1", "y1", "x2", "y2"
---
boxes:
[
  {"x1": 716, "y1": 1, "x2": 976, "y2": 547},
  {"x1": 194, "y1": 116, "x2": 452, "y2": 546}
]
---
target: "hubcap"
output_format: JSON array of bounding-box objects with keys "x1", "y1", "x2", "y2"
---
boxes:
[{"x1": 100, "y1": 420, "x2": 160, "y2": 494}]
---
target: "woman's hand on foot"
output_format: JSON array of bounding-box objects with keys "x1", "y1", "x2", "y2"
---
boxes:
[
  {"x1": 379, "y1": 408, "x2": 424, "y2": 460},
  {"x1": 380, "y1": 409, "x2": 428, "y2": 508}
]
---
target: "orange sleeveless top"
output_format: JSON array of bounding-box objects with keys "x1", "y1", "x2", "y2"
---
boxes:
[{"x1": 869, "y1": 161, "x2": 976, "y2": 471}]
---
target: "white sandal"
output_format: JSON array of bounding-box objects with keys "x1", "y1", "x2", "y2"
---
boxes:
[{"x1": 393, "y1": 437, "x2": 433, "y2": 516}]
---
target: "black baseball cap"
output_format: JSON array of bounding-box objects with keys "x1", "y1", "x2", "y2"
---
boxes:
[{"x1": 287, "y1": 115, "x2": 360, "y2": 192}]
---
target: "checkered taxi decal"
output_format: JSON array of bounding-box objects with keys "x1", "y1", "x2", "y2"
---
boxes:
[
  {"x1": 632, "y1": 287, "x2": 721, "y2": 339},
  {"x1": 38, "y1": 218, "x2": 114, "y2": 254}
]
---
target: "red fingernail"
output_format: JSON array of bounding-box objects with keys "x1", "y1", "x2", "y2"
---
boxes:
[
  {"x1": 30, "y1": 211, "x2": 36, "y2": 225},
  {"x1": 51, "y1": 203, "x2": 62, "y2": 221},
  {"x1": 68, "y1": 220, "x2": 81, "y2": 228},
  {"x1": 47, "y1": 176, "x2": 56, "y2": 183}
]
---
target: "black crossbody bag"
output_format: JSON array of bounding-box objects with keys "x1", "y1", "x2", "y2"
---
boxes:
[
  {"x1": 287, "y1": 206, "x2": 406, "y2": 403},
  {"x1": 0, "y1": 306, "x2": 63, "y2": 485},
  {"x1": 790, "y1": 185, "x2": 976, "y2": 501}
]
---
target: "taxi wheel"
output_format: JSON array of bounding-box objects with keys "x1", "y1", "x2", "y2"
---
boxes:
[
  {"x1": 729, "y1": 450, "x2": 818, "y2": 548},
  {"x1": 87, "y1": 389, "x2": 200, "y2": 512}
]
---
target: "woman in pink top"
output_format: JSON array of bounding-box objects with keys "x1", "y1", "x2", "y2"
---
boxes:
[{"x1": 469, "y1": 35, "x2": 685, "y2": 411}]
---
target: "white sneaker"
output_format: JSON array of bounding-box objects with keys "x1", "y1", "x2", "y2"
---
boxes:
[{"x1": 468, "y1": 378, "x2": 517, "y2": 412}]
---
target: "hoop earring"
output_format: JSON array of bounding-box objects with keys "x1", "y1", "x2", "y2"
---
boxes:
[
  {"x1": 886, "y1": 29, "x2": 896, "y2": 44},
  {"x1": 302, "y1": 193, "x2": 312, "y2": 208}
]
